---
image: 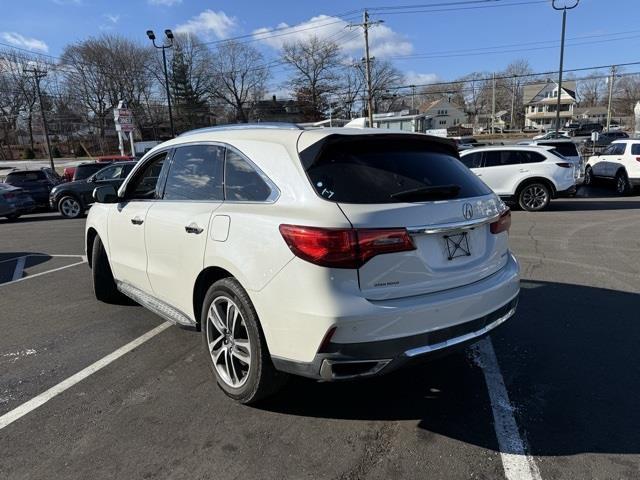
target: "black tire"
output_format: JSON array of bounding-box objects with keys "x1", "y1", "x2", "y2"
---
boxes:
[
  {"x1": 584, "y1": 166, "x2": 594, "y2": 186},
  {"x1": 5, "y1": 213, "x2": 21, "y2": 221},
  {"x1": 201, "y1": 278, "x2": 286, "y2": 404},
  {"x1": 614, "y1": 170, "x2": 631, "y2": 196},
  {"x1": 58, "y1": 195, "x2": 84, "y2": 219},
  {"x1": 92, "y1": 236, "x2": 128, "y2": 304},
  {"x1": 518, "y1": 182, "x2": 551, "y2": 212}
]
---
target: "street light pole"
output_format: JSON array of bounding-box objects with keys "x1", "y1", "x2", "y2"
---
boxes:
[
  {"x1": 552, "y1": 0, "x2": 580, "y2": 137},
  {"x1": 147, "y1": 29, "x2": 175, "y2": 138}
]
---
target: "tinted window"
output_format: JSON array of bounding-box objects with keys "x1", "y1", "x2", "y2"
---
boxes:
[
  {"x1": 632, "y1": 144, "x2": 640, "y2": 155},
  {"x1": 164, "y1": 145, "x2": 224, "y2": 201},
  {"x1": 540, "y1": 142, "x2": 578, "y2": 157},
  {"x1": 5, "y1": 171, "x2": 45, "y2": 183},
  {"x1": 612, "y1": 143, "x2": 627, "y2": 155},
  {"x1": 460, "y1": 152, "x2": 482, "y2": 169},
  {"x1": 483, "y1": 150, "x2": 524, "y2": 167},
  {"x1": 75, "y1": 163, "x2": 110, "y2": 181},
  {"x1": 127, "y1": 153, "x2": 168, "y2": 200},
  {"x1": 225, "y1": 150, "x2": 272, "y2": 202},
  {"x1": 519, "y1": 151, "x2": 546, "y2": 164},
  {"x1": 301, "y1": 136, "x2": 491, "y2": 204},
  {"x1": 94, "y1": 165, "x2": 125, "y2": 181}
]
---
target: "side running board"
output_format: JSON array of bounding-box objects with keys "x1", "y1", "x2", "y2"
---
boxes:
[{"x1": 117, "y1": 281, "x2": 196, "y2": 327}]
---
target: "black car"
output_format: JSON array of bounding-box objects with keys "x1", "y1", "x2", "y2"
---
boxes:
[
  {"x1": 49, "y1": 161, "x2": 136, "y2": 218},
  {"x1": 4, "y1": 168, "x2": 61, "y2": 208},
  {"x1": 570, "y1": 123, "x2": 604, "y2": 137}
]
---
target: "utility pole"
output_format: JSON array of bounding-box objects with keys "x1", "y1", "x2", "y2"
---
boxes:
[
  {"x1": 411, "y1": 85, "x2": 416, "y2": 111},
  {"x1": 349, "y1": 11, "x2": 383, "y2": 127},
  {"x1": 491, "y1": 73, "x2": 496, "y2": 134},
  {"x1": 510, "y1": 76, "x2": 517, "y2": 130},
  {"x1": 552, "y1": 0, "x2": 580, "y2": 137},
  {"x1": 606, "y1": 65, "x2": 617, "y2": 132},
  {"x1": 24, "y1": 67, "x2": 54, "y2": 172}
]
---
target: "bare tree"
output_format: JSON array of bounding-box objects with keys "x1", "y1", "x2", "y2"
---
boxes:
[
  {"x1": 209, "y1": 41, "x2": 270, "y2": 123},
  {"x1": 577, "y1": 70, "x2": 606, "y2": 107},
  {"x1": 281, "y1": 36, "x2": 343, "y2": 120}
]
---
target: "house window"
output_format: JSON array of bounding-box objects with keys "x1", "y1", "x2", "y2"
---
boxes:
[{"x1": 439, "y1": 120, "x2": 447, "y2": 125}]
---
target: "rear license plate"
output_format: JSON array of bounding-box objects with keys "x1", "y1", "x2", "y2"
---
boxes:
[{"x1": 443, "y1": 232, "x2": 471, "y2": 261}]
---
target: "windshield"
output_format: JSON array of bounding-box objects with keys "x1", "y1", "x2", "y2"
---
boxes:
[{"x1": 300, "y1": 135, "x2": 492, "y2": 204}]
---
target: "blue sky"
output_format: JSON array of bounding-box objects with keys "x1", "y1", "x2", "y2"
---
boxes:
[{"x1": 2, "y1": 0, "x2": 640, "y2": 89}]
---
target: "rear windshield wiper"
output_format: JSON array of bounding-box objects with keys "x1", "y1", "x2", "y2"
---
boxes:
[{"x1": 390, "y1": 184, "x2": 461, "y2": 201}]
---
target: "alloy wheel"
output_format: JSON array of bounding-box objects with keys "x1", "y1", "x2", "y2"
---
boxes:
[
  {"x1": 206, "y1": 296, "x2": 252, "y2": 388},
  {"x1": 60, "y1": 198, "x2": 81, "y2": 218},
  {"x1": 616, "y1": 174, "x2": 628, "y2": 194},
  {"x1": 522, "y1": 185, "x2": 548, "y2": 210}
]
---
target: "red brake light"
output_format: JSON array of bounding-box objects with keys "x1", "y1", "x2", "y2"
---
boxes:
[
  {"x1": 555, "y1": 162, "x2": 572, "y2": 169},
  {"x1": 636, "y1": 157, "x2": 640, "y2": 162},
  {"x1": 279, "y1": 225, "x2": 416, "y2": 269},
  {"x1": 490, "y1": 209, "x2": 511, "y2": 235}
]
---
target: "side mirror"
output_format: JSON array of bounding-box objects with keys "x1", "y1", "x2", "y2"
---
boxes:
[{"x1": 93, "y1": 185, "x2": 119, "y2": 204}]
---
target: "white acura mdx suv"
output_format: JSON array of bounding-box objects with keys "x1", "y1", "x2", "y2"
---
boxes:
[
  {"x1": 584, "y1": 139, "x2": 640, "y2": 194},
  {"x1": 86, "y1": 125, "x2": 520, "y2": 403}
]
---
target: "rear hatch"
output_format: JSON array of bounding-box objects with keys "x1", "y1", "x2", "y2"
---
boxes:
[{"x1": 298, "y1": 132, "x2": 510, "y2": 301}]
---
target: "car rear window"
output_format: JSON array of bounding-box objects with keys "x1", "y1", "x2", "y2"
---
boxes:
[
  {"x1": 5, "y1": 171, "x2": 45, "y2": 183},
  {"x1": 74, "y1": 163, "x2": 110, "y2": 181},
  {"x1": 299, "y1": 135, "x2": 492, "y2": 204},
  {"x1": 631, "y1": 144, "x2": 640, "y2": 155},
  {"x1": 540, "y1": 142, "x2": 578, "y2": 157}
]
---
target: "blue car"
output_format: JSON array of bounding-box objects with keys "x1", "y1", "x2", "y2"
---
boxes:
[{"x1": 0, "y1": 182, "x2": 37, "y2": 220}]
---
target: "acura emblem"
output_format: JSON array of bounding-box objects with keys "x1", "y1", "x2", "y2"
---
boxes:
[{"x1": 463, "y1": 203, "x2": 474, "y2": 220}]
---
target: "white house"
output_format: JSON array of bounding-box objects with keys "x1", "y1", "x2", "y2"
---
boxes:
[
  {"x1": 419, "y1": 98, "x2": 467, "y2": 129},
  {"x1": 524, "y1": 81, "x2": 577, "y2": 131}
]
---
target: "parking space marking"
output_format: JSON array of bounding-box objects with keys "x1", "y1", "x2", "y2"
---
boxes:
[
  {"x1": 472, "y1": 338, "x2": 542, "y2": 480},
  {"x1": 11, "y1": 256, "x2": 26, "y2": 281},
  {"x1": 0, "y1": 260, "x2": 87, "y2": 287},
  {"x1": 0, "y1": 321, "x2": 172, "y2": 431}
]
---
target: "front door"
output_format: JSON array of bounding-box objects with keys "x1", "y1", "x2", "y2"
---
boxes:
[
  {"x1": 145, "y1": 144, "x2": 225, "y2": 319},
  {"x1": 107, "y1": 152, "x2": 169, "y2": 294}
]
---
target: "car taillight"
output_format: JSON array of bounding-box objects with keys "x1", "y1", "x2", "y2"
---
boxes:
[
  {"x1": 279, "y1": 225, "x2": 416, "y2": 269},
  {"x1": 636, "y1": 157, "x2": 640, "y2": 162},
  {"x1": 490, "y1": 209, "x2": 511, "y2": 235},
  {"x1": 555, "y1": 162, "x2": 573, "y2": 168}
]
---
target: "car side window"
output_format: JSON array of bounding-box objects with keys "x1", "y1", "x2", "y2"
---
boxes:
[
  {"x1": 163, "y1": 145, "x2": 224, "y2": 201},
  {"x1": 603, "y1": 144, "x2": 616, "y2": 155},
  {"x1": 224, "y1": 149, "x2": 273, "y2": 202},
  {"x1": 94, "y1": 165, "x2": 122, "y2": 181},
  {"x1": 519, "y1": 151, "x2": 546, "y2": 164},
  {"x1": 484, "y1": 151, "x2": 521, "y2": 167},
  {"x1": 614, "y1": 143, "x2": 626, "y2": 155},
  {"x1": 126, "y1": 152, "x2": 168, "y2": 200},
  {"x1": 632, "y1": 144, "x2": 640, "y2": 155},
  {"x1": 460, "y1": 152, "x2": 482, "y2": 169}
]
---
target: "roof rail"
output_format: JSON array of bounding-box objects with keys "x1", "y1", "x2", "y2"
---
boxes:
[{"x1": 179, "y1": 122, "x2": 303, "y2": 137}]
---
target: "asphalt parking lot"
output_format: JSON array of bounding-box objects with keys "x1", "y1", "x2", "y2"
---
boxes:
[{"x1": 1, "y1": 186, "x2": 639, "y2": 480}]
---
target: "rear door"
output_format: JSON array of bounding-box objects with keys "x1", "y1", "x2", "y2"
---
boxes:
[
  {"x1": 477, "y1": 150, "x2": 524, "y2": 195},
  {"x1": 145, "y1": 144, "x2": 225, "y2": 317},
  {"x1": 605, "y1": 143, "x2": 626, "y2": 177},
  {"x1": 299, "y1": 134, "x2": 509, "y2": 301}
]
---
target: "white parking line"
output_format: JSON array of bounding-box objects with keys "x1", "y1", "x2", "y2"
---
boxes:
[
  {"x1": 0, "y1": 260, "x2": 87, "y2": 287},
  {"x1": 11, "y1": 256, "x2": 26, "y2": 281},
  {"x1": 0, "y1": 254, "x2": 85, "y2": 264},
  {"x1": 471, "y1": 338, "x2": 542, "y2": 480},
  {"x1": 0, "y1": 321, "x2": 172, "y2": 430}
]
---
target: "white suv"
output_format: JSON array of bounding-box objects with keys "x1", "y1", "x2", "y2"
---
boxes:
[
  {"x1": 460, "y1": 145, "x2": 577, "y2": 211},
  {"x1": 584, "y1": 139, "x2": 640, "y2": 194},
  {"x1": 86, "y1": 126, "x2": 520, "y2": 403}
]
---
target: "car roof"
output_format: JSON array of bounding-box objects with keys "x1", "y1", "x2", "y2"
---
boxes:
[
  {"x1": 146, "y1": 125, "x2": 457, "y2": 159},
  {"x1": 460, "y1": 145, "x2": 554, "y2": 153}
]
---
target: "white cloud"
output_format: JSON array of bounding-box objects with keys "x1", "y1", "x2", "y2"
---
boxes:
[
  {"x1": 175, "y1": 10, "x2": 236, "y2": 39},
  {"x1": 148, "y1": 0, "x2": 182, "y2": 5},
  {"x1": 105, "y1": 14, "x2": 120, "y2": 24},
  {"x1": 0, "y1": 32, "x2": 49, "y2": 53},
  {"x1": 404, "y1": 71, "x2": 439, "y2": 86},
  {"x1": 253, "y1": 15, "x2": 413, "y2": 58}
]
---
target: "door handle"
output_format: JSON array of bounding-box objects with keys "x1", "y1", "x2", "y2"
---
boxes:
[
  {"x1": 185, "y1": 223, "x2": 203, "y2": 234},
  {"x1": 519, "y1": 169, "x2": 529, "y2": 173},
  {"x1": 131, "y1": 216, "x2": 144, "y2": 225}
]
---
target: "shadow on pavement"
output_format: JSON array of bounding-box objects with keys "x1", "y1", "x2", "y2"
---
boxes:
[
  {"x1": 0, "y1": 212, "x2": 69, "y2": 224},
  {"x1": 0, "y1": 252, "x2": 52, "y2": 284},
  {"x1": 258, "y1": 280, "x2": 640, "y2": 457}
]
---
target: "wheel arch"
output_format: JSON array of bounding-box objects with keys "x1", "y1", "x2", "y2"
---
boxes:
[
  {"x1": 193, "y1": 266, "x2": 235, "y2": 329},
  {"x1": 515, "y1": 176, "x2": 557, "y2": 199}
]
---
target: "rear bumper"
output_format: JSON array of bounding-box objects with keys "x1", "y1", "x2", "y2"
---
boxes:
[{"x1": 267, "y1": 253, "x2": 520, "y2": 380}]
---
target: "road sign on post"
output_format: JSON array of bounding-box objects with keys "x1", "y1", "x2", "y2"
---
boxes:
[{"x1": 114, "y1": 101, "x2": 135, "y2": 156}]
